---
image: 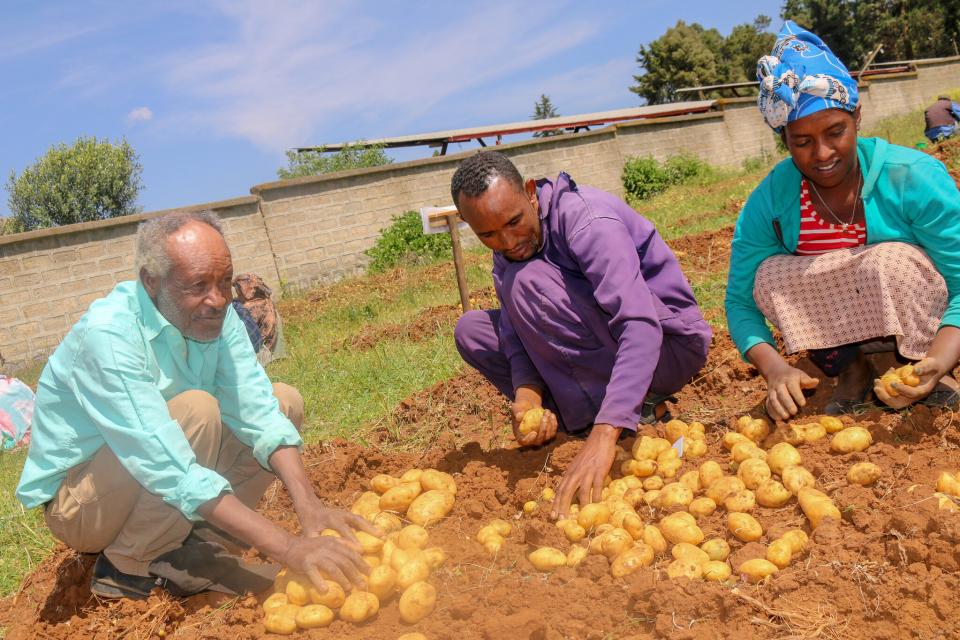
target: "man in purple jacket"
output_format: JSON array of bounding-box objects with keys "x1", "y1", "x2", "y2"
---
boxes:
[{"x1": 451, "y1": 152, "x2": 711, "y2": 517}]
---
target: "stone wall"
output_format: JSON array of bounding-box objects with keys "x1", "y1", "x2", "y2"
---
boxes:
[{"x1": 3, "y1": 56, "x2": 958, "y2": 370}]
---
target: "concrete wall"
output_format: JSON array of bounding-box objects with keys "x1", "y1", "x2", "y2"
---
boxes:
[{"x1": 3, "y1": 56, "x2": 959, "y2": 370}]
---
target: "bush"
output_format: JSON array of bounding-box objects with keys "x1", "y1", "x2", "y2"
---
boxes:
[
  {"x1": 365, "y1": 211, "x2": 452, "y2": 273},
  {"x1": 278, "y1": 143, "x2": 392, "y2": 179},
  {"x1": 621, "y1": 153, "x2": 712, "y2": 202}
]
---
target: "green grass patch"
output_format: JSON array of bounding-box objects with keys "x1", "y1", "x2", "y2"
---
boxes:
[
  {"x1": 863, "y1": 88, "x2": 960, "y2": 148},
  {"x1": 0, "y1": 449, "x2": 55, "y2": 596}
]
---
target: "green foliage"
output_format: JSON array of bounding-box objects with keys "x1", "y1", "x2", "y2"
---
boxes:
[
  {"x1": 6, "y1": 137, "x2": 143, "y2": 231},
  {"x1": 531, "y1": 94, "x2": 562, "y2": 138},
  {"x1": 781, "y1": 0, "x2": 960, "y2": 68},
  {"x1": 621, "y1": 153, "x2": 714, "y2": 201},
  {"x1": 278, "y1": 143, "x2": 392, "y2": 179},
  {"x1": 365, "y1": 211, "x2": 452, "y2": 273},
  {"x1": 0, "y1": 217, "x2": 24, "y2": 235},
  {"x1": 630, "y1": 17, "x2": 774, "y2": 104}
]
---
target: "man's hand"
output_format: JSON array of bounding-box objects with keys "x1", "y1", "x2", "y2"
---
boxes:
[
  {"x1": 511, "y1": 385, "x2": 558, "y2": 447},
  {"x1": 281, "y1": 533, "x2": 370, "y2": 592},
  {"x1": 551, "y1": 423, "x2": 620, "y2": 519},
  {"x1": 296, "y1": 495, "x2": 382, "y2": 544},
  {"x1": 764, "y1": 361, "x2": 819, "y2": 420},
  {"x1": 874, "y1": 357, "x2": 943, "y2": 410}
]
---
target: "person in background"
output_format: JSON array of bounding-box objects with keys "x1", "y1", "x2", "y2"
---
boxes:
[
  {"x1": 725, "y1": 21, "x2": 960, "y2": 421},
  {"x1": 924, "y1": 95, "x2": 960, "y2": 143}
]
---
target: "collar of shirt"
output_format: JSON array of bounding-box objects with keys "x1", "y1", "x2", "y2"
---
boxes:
[{"x1": 135, "y1": 280, "x2": 176, "y2": 341}]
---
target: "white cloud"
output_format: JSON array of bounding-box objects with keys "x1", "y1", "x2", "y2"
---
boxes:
[{"x1": 126, "y1": 106, "x2": 154, "y2": 124}]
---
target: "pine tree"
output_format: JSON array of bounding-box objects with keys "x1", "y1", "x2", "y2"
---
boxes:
[{"x1": 531, "y1": 94, "x2": 562, "y2": 137}]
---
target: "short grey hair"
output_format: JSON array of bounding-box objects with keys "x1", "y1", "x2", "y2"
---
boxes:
[{"x1": 135, "y1": 210, "x2": 224, "y2": 279}]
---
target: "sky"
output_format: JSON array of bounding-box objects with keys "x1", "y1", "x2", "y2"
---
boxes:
[{"x1": 1, "y1": 0, "x2": 783, "y2": 216}]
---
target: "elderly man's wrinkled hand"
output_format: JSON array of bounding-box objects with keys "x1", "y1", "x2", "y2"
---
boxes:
[
  {"x1": 551, "y1": 423, "x2": 619, "y2": 519},
  {"x1": 281, "y1": 534, "x2": 369, "y2": 593},
  {"x1": 296, "y1": 497, "x2": 381, "y2": 544}
]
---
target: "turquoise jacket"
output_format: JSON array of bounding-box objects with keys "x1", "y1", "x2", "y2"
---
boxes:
[{"x1": 725, "y1": 137, "x2": 960, "y2": 359}]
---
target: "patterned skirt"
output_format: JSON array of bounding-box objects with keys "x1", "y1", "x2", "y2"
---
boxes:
[{"x1": 753, "y1": 242, "x2": 947, "y2": 359}]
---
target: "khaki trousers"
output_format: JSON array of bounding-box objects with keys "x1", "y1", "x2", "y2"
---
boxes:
[{"x1": 44, "y1": 383, "x2": 304, "y2": 576}]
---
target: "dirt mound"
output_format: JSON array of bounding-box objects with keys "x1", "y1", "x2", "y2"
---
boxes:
[{"x1": 667, "y1": 226, "x2": 734, "y2": 282}]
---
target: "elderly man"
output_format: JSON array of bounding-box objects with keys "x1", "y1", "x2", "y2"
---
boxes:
[
  {"x1": 924, "y1": 95, "x2": 960, "y2": 143},
  {"x1": 451, "y1": 152, "x2": 711, "y2": 518},
  {"x1": 16, "y1": 211, "x2": 374, "y2": 599}
]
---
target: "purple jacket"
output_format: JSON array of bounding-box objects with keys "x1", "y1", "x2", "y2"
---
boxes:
[{"x1": 493, "y1": 173, "x2": 707, "y2": 431}]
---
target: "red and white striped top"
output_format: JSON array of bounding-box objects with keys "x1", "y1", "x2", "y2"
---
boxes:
[{"x1": 795, "y1": 178, "x2": 866, "y2": 255}]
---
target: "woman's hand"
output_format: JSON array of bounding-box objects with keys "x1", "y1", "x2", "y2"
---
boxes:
[
  {"x1": 764, "y1": 361, "x2": 820, "y2": 420},
  {"x1": 874, "y1": 357, "x2": 943, "y2": 409}
]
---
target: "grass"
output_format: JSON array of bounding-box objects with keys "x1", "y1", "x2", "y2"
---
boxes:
[
  {"x1": 0, "y1": 449, "x2": 55, "y2": 596},
  {"x1": 862, "y1": 88, "x2": 960, "y2": 148}
]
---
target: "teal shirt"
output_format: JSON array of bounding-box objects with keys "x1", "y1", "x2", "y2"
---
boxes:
[
  {"x1": 725, "y1": 137, "x2": 960, "y2": 359},
  {"x1": 16, "y1": 281, "x2": 302, "y2": 520}
]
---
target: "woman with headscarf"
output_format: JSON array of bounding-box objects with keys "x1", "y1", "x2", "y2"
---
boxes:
[{"x1": 725, "y1": 21, "x2": 960, "y2": 419}]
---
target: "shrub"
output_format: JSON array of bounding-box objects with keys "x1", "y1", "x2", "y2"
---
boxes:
[
  {"x1": 366, "y1": 211, "x2": 452, "y2": 273},
  {"x1": 621, "y1": 153, "x2": 713, "y2": 202}
]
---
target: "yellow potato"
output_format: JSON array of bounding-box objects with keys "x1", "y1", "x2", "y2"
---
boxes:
[
  {"x1": 830, "y1": 427, "x2": 873, "y2": 453},
  {"x1": 706, "y1": 476, "x2": 746, "y2": 504},
  {"x1": 897, "y1": 364, "x2": 920, "y2": 386},
  {"x1": 390, "y1": 547, "x2": 422, "y2": 572},
  {"x1": 263, "y1": 592, "x2": 290, "y2": 614},
  {"x1": 847, "y1": 462, "x2": 882, "y2": 486},
  {"x1": 556, "y1": 519, "x2": 587, "y2": 542},
  {"x1": 755, "y1": 479, "x2": 792, "y2": 507},
  {"x1": 407, "y1": 490, "x2": 455, "y2": 526},
  {"x1": 356, "y1": 531, "x2": 384, "y2": 555},
  {"x1": 567, "y1": 544, "x2": 589, "y2": 567},
  {"x1": 679, "y1": 470, "x2": 701, "y2": 493},
  {"x1": 702, "y1": 560, "x2": 732, "y2": 582},
  {"x1": 610, "y1": 544, "x2": 655, "y2": 577},
  {"x1": 658, "y1": 483, "x2": 694, "y2": 510},
  {"x1": 699, "y1": 461, "x2": 725, "y2": 488},
  {"x1": 621, "y1": 475, "x2": 643, "y2": 489},
  {"x1": 399, "y1": 634, "x2": 428, "y2": 640},
  {"x1": 380, "y1": 482, "x2": 423, "y2": 512},
  {"x1": 399, "y1": 469, "x2": 423, "y2": 484},
  {"x1": 738, "y1": 558, "x2": 778, "y2": 583},
  {"x1": 523, "y1": 500, "x2": 538, "y2": 515},
  {"x1": 633, "y1": 435, "x2": 671, "y2": 461},
  {"x1": 370, "y1": 474, "x2": 401, "y2": 494},
  {"x1": 766, "y1": 538, "x2": 793, "y2": 569},
  {"x1": 935, "y1": 471, "x2": 960, "y2": 497},
  {"x1": 641, "y1": 489, "x2": 661, "y2": 506},
  {"x1": 620, "y1": 512, "x2": 645, "y2": 540},
  {"x1": 309, "y1": 581, "x2": 345, "y2": 608},
  {"x1": 542, "y1": 486, "x2": 556, "y2": 500},
  {"x1": 481, "y1": 535, "x2": 504, "y2": 556},
  {"x1": 800, "y1": 422, "x2": 827, "y2": 443},
  {"x1": 352, "y1": 491, "x2": 383, "y2": 519},
  {"x1": 396, "y1": 558, "x2": 431, "y2": 590},
  {"x1": 727, "y1": 512, "x2": 763, "y2": 542},
  {"x1": 664, "y1": 419, "x2": 689, "y2": 443},
  {"x1": 659, "y1": 458, "x2": 683, "y2": 479},
  {"x1": 671, "y1": 542, "x2": 710, "y2": 566},
  {"x1": 528, "y1": 547, "x2": 568, "y2": 572},
  {"x1": 819, "y1": 416, "x2": 845, "y2": 433},
  {"x1": 779, "y1": 529, "x2": 809, "y2": 554},
  {"x1": 264, "y1": 605, "x2": 299, "y2": 635},
  {"x1": 295, "y1": 604, "x2": 335, "y2": 629},
  {"x1": 700, "y1": 538, "x2": 730, "y2": 562},
  {"x1": 879, "y1": 372, "x2": 901, "y2": 397},
  {"x1": 737, "y1": 458, "x2": 772, "y2": 490},
  {"x1": 623, "y1": 459, "x2": 657, "y2": 478},
  {"x1": 397, "y1": 524, "x2": 429, "y2": 550},
  {"x1": 419, "y1": 469, "x2": 457, "y2": 495},
  {"x1": 659, "y1": 512, "x2": 704, "y2": 545},
  {"x1": 422, "y1": 547, "x2": 447, "y2": 569},
  {"x1": 339, "y1": 591, "x2": 379, "y2": 623},
  {"x1": 666, "y1": 558, "x2": 703, "y2": 580},
  {"x1": 519, "y1": 407, "x2": 545, "y2": 435},
  {"x1": 723, "y1": 431, "x2": 753, "y2": 451},
  {"x1": 577, "y1": 503, "x2": 611, "y2": 530},
  {"x1": 935, "y1": 492, "x2": 960, "y2": 512},
  {"x1": 737, "y1": 417, "x2": 770, "y2": 444},
  {"x1": 398, "y1": 581, "x2": 437, "y2": 624},
  {"x1": 688, "y1": 497, "x2": 717, "y2": 519},
  {"x1": 766, "y1": 443, "x2": 802, "y2": 475},
  {"x1": 732, "y1": 442, "x2": 767, "y2": 464},
  {"x1": 367, "y1": 564, "x2": 397, "y2": 602},
  {"x1": 781, "y1": 465, "x2": 816, "y2": 494},
  {"x1": 643, "y1": 475, "x2": 665, "y2": 491},
  {"x1": 686, "y1": 439, "x2": 708, "y2": 458},
  {"x1": 363, "y1": 554, "x2": 381, "y2": 568},
  {"x1": 372, "y1": 511, "x2": 404, "y2": 534},
  {"x1": 643, "y1": 524, "x2": 668, "y2": 554},
  {"x1": 600, "y1": 528, "x2": 634, "y2": 559},
  {"x1": 607, "y1": 478, "x2": 630, "y2": 498},
  {"x1": 285, "y1": 577, "x2": 311, "y2": 606},
  {"x1": 724, "y1": 489, "x2": 756, "y2": 513},
  {"x1": 797, "y1": 487, "x2": 841, "y2": 528}
]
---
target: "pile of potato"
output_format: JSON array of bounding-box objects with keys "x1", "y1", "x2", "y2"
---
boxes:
[
  {"x1": 508, "y1": 415, "x2": 884, "y2": 584},
  {"x1": 261, "y1": 468, "x2": 457, "y2": 635}
]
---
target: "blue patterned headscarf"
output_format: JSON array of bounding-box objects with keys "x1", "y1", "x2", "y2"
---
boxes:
[{"x1": 757, "y1": 21, "x2": 859, "y2": 132}]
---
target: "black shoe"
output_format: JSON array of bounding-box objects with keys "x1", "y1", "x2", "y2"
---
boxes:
[
  {"x1": 639, "y1": 394, "x2": 676, "y2": 425},
  {"x1": 91, "y1": 553, "x2": 168, "y2": 600}
]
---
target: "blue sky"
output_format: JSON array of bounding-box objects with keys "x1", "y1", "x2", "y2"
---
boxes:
[{"x1": 1, "y1": 0, "x2": 782, "y2": 216}]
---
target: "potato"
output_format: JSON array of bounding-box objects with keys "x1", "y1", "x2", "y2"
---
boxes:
[
  {"x1": 319, "y1": 528, "x2": 341, "y2": 538},
  {"x1": 481, "y1": 535, "x2": 504, "y2": 555},
  {"x1": 688, "y1": 497, "x2": 717, "y2": 519},
  {"x1": 819, "y1": 416, "x2": 845, "y2": 433},
  {"x1": 658, "y1": 483, "x2": 694, "y2": 510},
  {"x1": 699, "y1": 461, "x2": 724, "y2": 488},
  {"x1": 623, "y1": 459, "x2": 658, "y2": 478},
  {"x1": 731, "y1": 442, "x2": 767, "y2": 464},
  {"x1": 830, "y1": 427, "x2": 873, "y2": 453},
  {"x1": 339, "y1": 591, "x2": 379, "y2": 623},
  {"x1": 399, "y1": 469, "x2": 423, "y2": 483},
  {"x1": 737, "y1": 459, "x2": 772, "y2": 490},
  {"x1": 658, "y1": 458, "x2": 683, "y2": 479},
  {"x1": 601, "y1": 528, "x2": 634, "y2": 559},
  {"x1": 528, "y1": 547, "x2": 568, "y2": 572},
  {"x1": 556, "y1": 519, "x2": 587, "y2": 542},
  {"x1": 542, "y1": 486, "x2": 556, "y2": 500},
  {"x1": 519, "y1": 407, "x2": 545, "y2": 435},
  {"x1": 295, "y1": 604, "x2": 335, "y2": 629},
  {"x1": 666, "y1": 558, "x2": 703, "y2": 580},
  {"x1": 407, "y1": 490, "x2": 455, "y2": 526},
  {"x1": 664, "y1": 419, "x2": 689, "y2": 443},
  {"x1": 659, "y1": 512, "x2": 704, "y2": 545},
  {"x1": 422, "y1": 547, "x2": 447, "y2": 569},
  {"x1": 380, "y1": 482, "x2": 423, "y2": 512},
  {"x1": 577, "y1": 502, "x2": 611, "y2": 530},
  {"x1": 356, "y1": 530, "x2": 384, "y2": 555},
  {"x1": 309, "y1": 581, "x2": 345, "y2": 608},
  {"x1": 671, "y1": 542, "x2": 710, "y2": 566},
  {"x1": 487, "y1": 519, "x2": 512, "y2": 536},
  {"x1": 935, "y1": 492, "x2": 960, "y2": 512},
  {"x1": 679, "y1": 470, "x2": 701, "y2": 493},
  {"x1": 727, "y1": 512, "x2": 763, "y2": 542},
  {"x1": 367, "y1": 565, "x2": 397, "y2": 601},
  {"x1": 799, "y1": 422, "x2": 827, "y2": 443},
  {"x1": 797, "y1": 487, "x2": 841, "y2": 528},
  {"x1": 372, "y1": 511, "x2": 404, "y2": 534},
  {"x1": 381, "y1": 538, "x2": 397, "y2": 566},
  {"x1": 686, "y1": 439, "x2": 708, "y2": 458},
  {"x1": 398, "y1": 524, "x2": 429, "y2": 550},
  {"x1": 363, "y1": 554, "x2": 381, "y2": 568},
  {"x1": 523, "y1": 500, "x2": 538, "y2": 515},
  {"x1": 755, "y1": 479, "x2": 792, "y2": 507},
  {"x1": 639, "y1": 524, "x2": 666, "y2": 555},
  {"x1": 396, "y1": 558, "x2": 431, "y2": 590},
  {"x1": 737, "y1": 416, "x2": 770, "y2": 443},
  {"x1": 285, "y1": 577, "x2": 311, "y2": 606},
  {"x1": 370, "y1": 474, "x2": 401, "y2": 494},
  {"x1": 610, "y1": 544, "x2": 655, "y2": 577},
  {"x1": 880, "y1": 364, "x2": 921, "y2": 396},
  {"x1": 643, "y1": 475, "x2": 665, "y2": 491},
  {"x1": 264, "y1": 606, "x2": 299, "y2": 635},
  {"x1": 706, "y1": 476, "x2": 746, "y2": 504},
  {"x1": 738, "y1": 559, "x2": 779, "y2": 583},
  {"x1": 642, "y1": 489, "x2": 661, "y2": 506},
  {"x1": 263, "y1": 592, "x2": 290, "y2": 614},
  {"x1": 399, "y1": 634, "x2": 428, "y2": 640},
  {"x1": 723, "y1": 431, "x2": 753, "y2": 451},
  {"x1": 766, "y1": 538, "x2": 793, "y2": 569},
  {"x1": 419, "y1": 469, "x2": 457, "y2": 495},
  {"x1": 767, "y1": 443, "x2": 802, "y2": 475},
  {"x1": 633, "y1": 435, "x2": 671, "y2": 460},
  {"x1": 724, "y1": 489, "x2": 756, "y2": 513},
  {"x1": 352, "y1": 491, "x2": 383, "y2": 519},
  {"x1": 390, "y1": 547, "x2": 422, "y2": 572},
  {"x1": 935, "y1": 471, "x2": 960, "y2": 497},
  {"x1": 700, "y1": 538, "x2": 730, "y2": 562},
  {"x1": 848, "y1": 462, "x2": 882, "y2": 486},
  {"x1": 781, "y1": 465, "x2": 816, "y2": 494},
  {"x1": 620, "y1": 512, "x2": 645, "y2": 540},
  {"x1": 566, "y1": 544, "x2": 589, "y2": 567},
  {"x1": 398, "y1": 581, "x2": 436, "y2": 624},
  {"x1": 702, "y1": 560, "x2": 732, "y2": 582},
  {"x1": 607, "y1": 478, "x2": 630, "y2": 498},
  {"x1": 779, "y1": 529, "x2": 809, "y2": 554},
  {"x1": 621, "y1": 476, "x2": 643, "y2": 489}
]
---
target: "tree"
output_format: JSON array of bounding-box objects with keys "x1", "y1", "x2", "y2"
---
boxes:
[
  {"x1": 630, "y1": 21, "x2": 728, "y2": 104},
  {"x1": 277, "y1": 143, "x2": 392, "y2": 180},
  {"x1": 6, "y1": 137, "x2": 143, "y2": 231},
  {"x1": 531, "y1": 94, "x2": 562, "y2": 137},
  {"x1": 721, "y1": 16, "x2": 777, "y2": 82}
]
